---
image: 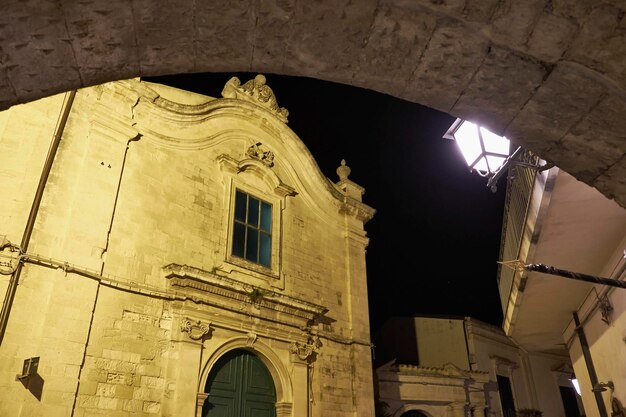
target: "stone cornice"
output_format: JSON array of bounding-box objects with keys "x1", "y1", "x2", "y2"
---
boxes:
[
  {"x1": 391, "y1": 363, "x2": 489, "y2": 381},
  {"x1": 489, "y1": 354, "x2": 519, "y2": 370},
  {"x1": 163, "y1": 264, "x2": 328, "y2": 323},
  {"x1": 338, "y1": 194, "x2": 376, "y2": 223}
]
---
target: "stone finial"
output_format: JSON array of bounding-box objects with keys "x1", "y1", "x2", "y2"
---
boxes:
[
  {"x1": 336, "y1": 159, "x2": 351, "y2": 181},
  {"x1": 221, "y1": 74, "x2": 289, "y2": 123}
]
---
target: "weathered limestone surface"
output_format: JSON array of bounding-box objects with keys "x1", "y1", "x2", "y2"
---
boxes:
[
  {"x1": 0, "y1": 1, "x2": 624, "y2": 208},
  {"x1": 0, "y1": 78, "x2": 376, "y2": 416}
]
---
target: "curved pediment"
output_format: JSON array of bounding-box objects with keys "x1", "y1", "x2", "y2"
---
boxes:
[{"x1": 127, "y1": 77, "x2": 374, "y2": 226}]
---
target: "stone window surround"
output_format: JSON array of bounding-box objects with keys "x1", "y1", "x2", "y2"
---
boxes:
[{"x1": 217, "y1": 153, "x2": 296, "y2": 290}]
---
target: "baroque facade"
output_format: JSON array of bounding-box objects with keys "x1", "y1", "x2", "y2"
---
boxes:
[{"x1": 0, "y1": 75, "x2": 376, "y2": 416}]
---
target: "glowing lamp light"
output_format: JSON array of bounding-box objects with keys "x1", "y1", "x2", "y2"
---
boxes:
[
  {"x1": 570, "y1": 378, "x2": 581, "y2": 396},
  {"x1": 443, "y1": 118, "x2": 552, "y2": 192},
  {"x1": 444, "y1": 118, "x2": 510, "y2": 176}
]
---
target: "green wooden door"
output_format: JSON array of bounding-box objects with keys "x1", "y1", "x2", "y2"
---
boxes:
[{"x1": 203, "y1": 349, "x2": 276, "y2": 417}]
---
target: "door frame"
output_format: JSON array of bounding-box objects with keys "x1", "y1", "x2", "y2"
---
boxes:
[{"x1": 199, "y1": 336, "x2": 296, "y2": 417}]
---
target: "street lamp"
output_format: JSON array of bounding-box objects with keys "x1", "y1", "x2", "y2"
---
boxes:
[{"x1": 443, "y1": 118, "x2": 553, "y2": 192}]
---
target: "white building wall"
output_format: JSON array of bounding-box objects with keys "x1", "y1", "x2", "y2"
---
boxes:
[
  {"x1": 469, "y1": 319, "x2": 573, "y2": 417},
  {"x1": 564, "y1": 234, "x2": 626, "y2": 417},
  {"x1": 413, "y1": 317, "x2": 470, "y2": 369}
]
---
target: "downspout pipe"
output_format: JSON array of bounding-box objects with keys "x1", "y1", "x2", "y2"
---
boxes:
[
  {"x1": 573, "y1": 311, "x2": 608, "y2": 417},
  {"x1": 0, "y1": 90, "x2": 77, "y2": 346}
]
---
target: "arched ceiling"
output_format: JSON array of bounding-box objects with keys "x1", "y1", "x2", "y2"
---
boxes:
[{"x1": 1, "y1": 0, "x2": 625, "y2": 207}]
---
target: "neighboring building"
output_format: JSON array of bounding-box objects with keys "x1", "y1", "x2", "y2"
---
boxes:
[
  {"x1": 374, "y1": 315, "x2": 581, "y2": 417},
  {"x1": 497, "y1": 159, "x2": 626, "y2": 417},
  {"x1": 0, "y1": 76, "x2": 376, "y2": 416}
]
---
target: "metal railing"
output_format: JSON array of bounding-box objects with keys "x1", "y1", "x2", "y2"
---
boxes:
[{"x1": 497, "y1": 150, "x2": 541, "y2": 314}]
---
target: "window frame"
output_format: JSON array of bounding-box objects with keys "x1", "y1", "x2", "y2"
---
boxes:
[
  {"x1": 224, "y1": 180, "x2": 282, "y2": 281},
  {"x1": 231, "y1": 189, "x2": 273, "y2": 267}
]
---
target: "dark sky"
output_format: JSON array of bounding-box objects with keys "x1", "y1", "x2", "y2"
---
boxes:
[{"x1": 143, "y1": 72, "x2": 507, "y2": 335}]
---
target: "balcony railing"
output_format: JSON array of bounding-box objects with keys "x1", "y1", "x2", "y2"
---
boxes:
[{"x1": 497, "y1": 150, "x2": 541, "y2": 314}]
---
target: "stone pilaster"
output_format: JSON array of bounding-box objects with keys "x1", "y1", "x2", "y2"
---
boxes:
[{"x1": 450, "y1": 401, "x2": 468, "y2": 417}]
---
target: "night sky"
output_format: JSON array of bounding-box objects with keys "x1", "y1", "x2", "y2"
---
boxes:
[{"x1": 143, "y1": 72, "x2": 507, "y2": 335}]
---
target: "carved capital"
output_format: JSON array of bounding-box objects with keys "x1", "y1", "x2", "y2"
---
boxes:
[
  {"x1": 196, "y1": 392, "x2": 209, "y2": 416},
  {"x1": 275, "y1": 402, "x2": 293, "y2": 417},
  {"x1": 180, "y1": 318, "x2": 211, "y2": 341}
]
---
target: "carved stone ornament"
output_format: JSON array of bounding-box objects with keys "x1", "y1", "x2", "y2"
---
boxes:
[
  {"x1": 246, "y1": 142, "x2": 275, "y2": 167},
  {"x1": 180, "y1": 318, "x2": 211, "y2": 340},
  {"x1": 221, "y1": 74, "x2": 289, "y2": 123},
  {"x1": 289, "y1": 340, "x2": 317, "y2": 362},
  {"x1": 246, "y1": 332, "x2": 258, "y2": 346}
]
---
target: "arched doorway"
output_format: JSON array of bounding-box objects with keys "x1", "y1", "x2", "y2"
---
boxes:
[
  {"x1": 203, "y1": 349, "x2": 277, "y2": 417},
  {"x1": 400, "y1": 411, "x2": 429, "y2": 417}
]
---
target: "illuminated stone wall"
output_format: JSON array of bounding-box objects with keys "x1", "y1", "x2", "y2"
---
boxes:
[{"x1": 0, "y1": 76, "x2": 376, "y2": 417}]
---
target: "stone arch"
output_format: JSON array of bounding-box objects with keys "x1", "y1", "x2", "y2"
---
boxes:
[
  {"x1": 1, "y1": 1, "x2": 625, "y2": 207},
  {"x1": 393, "y1": 405, "x2": 438, "y2": 417},
  {"x1": 400, "y1": 411, "x2": 431, "y2": 417},
  {"x1": 200, "y1": 336, "x2": 294, "y2": 410}
]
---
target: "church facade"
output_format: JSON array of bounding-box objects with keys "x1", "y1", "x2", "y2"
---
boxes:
[{"x1": 0, "y1": 76, "x2": 375, "y2": 416}]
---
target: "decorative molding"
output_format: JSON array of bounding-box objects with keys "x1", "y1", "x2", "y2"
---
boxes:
[
  {"x1": 464, "y1": 317, "x2": 517, "y2": 347},
  {"x1": 221, "y1": 74, "x2": 289, "y2": 123},
  {"x1": 289, "y1": 335, "x2": 321, "y2": 363},
  {"x1": 343, "y1": 229, "x2": 370, "y2": 248},
  {"x1": 246, "y1": 332, "x2": 258, "y2": 346},
  {"x1": 393, "y1": 362, "x2": 488, "y2": 379},
  {"x1": 338, "y1": 195, "x2": 376, "y2": 223},
  {"x1": 196, "y1": 392, "x2": 209, "y2": 409},
  {"x1": 490, "y1": 354, "x2": 519, "y2": 376},
  {"x1": 217, "y1": 154, "x2": 297, "y2": 198},
  {"x1": 246, "y1": 142, "x2": 275, "y2": 167},
  {"x1": 181, "y1": 318, "x2": 211, "y2": 340},
  {"x1": 89, "y1": 118, "x2": 139, "y2": 145},
  {"x1": 275, "y1": 402, "x2": 293, "y2": 417},
  {"x1": 163, "y1": 264, "x2": 328, "y2": 323}
]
